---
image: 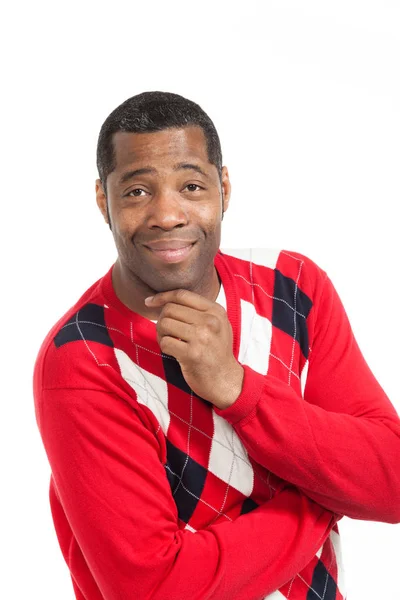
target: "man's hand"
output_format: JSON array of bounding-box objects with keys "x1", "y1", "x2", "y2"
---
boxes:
[{"x1": 145, "y1": 289, "x2": 244, "y2": 410}]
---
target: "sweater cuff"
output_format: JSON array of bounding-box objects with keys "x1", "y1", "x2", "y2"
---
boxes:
[{"x1": 213, "y1": 364, "x2": 267, "y2": 425}]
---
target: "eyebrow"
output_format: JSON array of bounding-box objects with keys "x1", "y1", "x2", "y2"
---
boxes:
[
  {"x1": 118, "y1": 162, "x2": 210, "y2": 186},
  {"x1": 118, "y1": 168, "x2": 156, "y2": 185},
  {"x1": 174, "y1": 162, "x2": 209, "y2": 179}
]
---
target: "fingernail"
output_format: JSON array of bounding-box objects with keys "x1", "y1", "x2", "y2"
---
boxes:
[{"x1": 144, "y1": 296, "x2": 154, "y2": 305}]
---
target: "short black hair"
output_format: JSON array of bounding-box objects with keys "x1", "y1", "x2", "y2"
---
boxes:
[{"x1": 96, "y1": 91, "x2": 223, "y2": 192}]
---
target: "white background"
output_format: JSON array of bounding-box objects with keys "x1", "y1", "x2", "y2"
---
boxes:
[{"x1": 1, "y1": 1, "x2": 399, "y2": 599}]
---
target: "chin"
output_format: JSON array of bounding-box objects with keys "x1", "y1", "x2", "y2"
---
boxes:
[{"x1": 138, "y1": 268, "x2": 190, "y2": 292}]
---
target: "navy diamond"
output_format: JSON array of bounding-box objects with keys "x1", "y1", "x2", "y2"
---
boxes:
[
  {"x1": 307, "y1": 559, "x2": 337, "y2": 600},
  {"x1": 272, "y1": 269, "x2": 313, "y2": 358},
  {"x1": 162, "y1": 354, "x2": 192, "y2": 394},
  {"x1": 240, "y1": 497, "x2": 259, "y2": 515},
  {"x1": 165, "y1": 439, "x2": 207, "y2": 523},
  {"x1": 54, "y1": 303, "x2": 113, "y2": 348},
  {"x1": 162, "y1": 355, "x2": 212, "y2": 405}
]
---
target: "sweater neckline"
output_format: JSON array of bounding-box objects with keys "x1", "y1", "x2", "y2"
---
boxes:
[{"x1": 100, "y1": 249, "x2": 241, "y2": 360}]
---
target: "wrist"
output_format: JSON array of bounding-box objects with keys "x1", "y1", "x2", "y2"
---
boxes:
[{"x1": 213, "y1": 363, "x2": 244, "y2": 410}]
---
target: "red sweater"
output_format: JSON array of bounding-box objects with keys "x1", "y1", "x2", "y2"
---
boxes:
[{"x1": 33, "y1": 248, "x2": 400, "y2": 600}]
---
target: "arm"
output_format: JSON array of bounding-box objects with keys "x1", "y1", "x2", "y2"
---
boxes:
[
  {"x1": 36, "y1": 386, "x2": 336, "y2": 600},
  {"x1": 215, "y1": 274, "x2": 400, "y2": 523}
]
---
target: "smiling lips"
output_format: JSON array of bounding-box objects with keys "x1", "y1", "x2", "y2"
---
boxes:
[{"x1": 144, "y1": 240, "x2": 196, "y2": 263}]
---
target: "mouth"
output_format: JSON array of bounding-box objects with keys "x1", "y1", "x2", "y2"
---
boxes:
[{"x1": 143, "y1": 242, "x2": 196, "y2": 263}]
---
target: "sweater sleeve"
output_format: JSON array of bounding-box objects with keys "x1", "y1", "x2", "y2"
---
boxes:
[
  {"x1": 36, "y1": 386, "x2": 337, "y2": 600},
  {"x1": 214, "y1": 274, "x2": 400, "y2": 523}
]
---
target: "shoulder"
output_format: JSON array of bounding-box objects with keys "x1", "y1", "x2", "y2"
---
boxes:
[
  {"x1": 218, "y1": 247, "x2": 327, "y2": 301},
  {"x1": 33, "y1": 271, "x2": 119, "y2": 392}
]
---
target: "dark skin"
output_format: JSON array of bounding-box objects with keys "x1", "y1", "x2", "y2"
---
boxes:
[{"x1": 96, "y1": 126, "x2": 244, "y2": 409}]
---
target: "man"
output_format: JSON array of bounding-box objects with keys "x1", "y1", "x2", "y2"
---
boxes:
[{"x1": 33, "y1": 91, "x2": 400, "y2": 600}]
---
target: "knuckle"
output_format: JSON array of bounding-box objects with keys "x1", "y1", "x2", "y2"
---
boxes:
[
  {"x1": 196, "y1": 326, "x2": 211, "y2": 344},
  {"x1": 158, "y1": 316, "x2": 172, "y2": 335},
  {"x1": 188, "y1": 345, "x2": 201, "y2": 361},
  {"x1": 215, "y1": 303, "x2": 226, "y2": 316},
  {"x1": 205, "y1": 314, "x2": 220, "y2": 333},
  {"x1": 162, "y1": 304, "x2": 174, "y2": 318},
  {"x1": 159, "y1": 336, "x2": 170, "y2": 353},
  {"x1": 157, "y1": 315, "x2": 167, "y2": 328}
]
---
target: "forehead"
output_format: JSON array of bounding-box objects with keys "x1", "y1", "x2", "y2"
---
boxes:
[{"x1": 111, "y1": 126, "x2": 210, "y2": 170}]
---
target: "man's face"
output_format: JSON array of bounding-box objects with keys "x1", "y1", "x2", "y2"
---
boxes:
[{"x1": 96, "y1": 126, "x2": 231, "y2": 294}]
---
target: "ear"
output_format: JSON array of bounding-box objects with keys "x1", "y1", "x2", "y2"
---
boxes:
[
  {"x1": 221, "y1": 166, "x2": 231, "y2": 214},
  {"x1": 95, "y1": 179, "x2": 110, "y2": 225}
]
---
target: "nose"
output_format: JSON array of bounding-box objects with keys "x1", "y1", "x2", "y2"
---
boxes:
[{"x1": 147, "y1": 189, "x2": 189, "y2": 230}]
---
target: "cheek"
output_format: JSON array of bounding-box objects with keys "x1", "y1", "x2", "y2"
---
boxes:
[
  {"x1": 111, "y1": 219, "x2": 137, "y2": 255},
  {"x1": 113, "y1": 208, "x2": 139, "y2": 238},
  {"x1": 196, "y1": 203, "x2": 222, "y2": 228}
]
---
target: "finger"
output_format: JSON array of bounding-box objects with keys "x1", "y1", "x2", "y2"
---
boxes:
[
  {"x1": 157, "y1": 317, "x2": 193, "y2": 343},
  {"x1": 159, "y1": 302, "x2": 204, "y2": 325},
  {"x1": 159, "y1": 335, "x2": 188, "y2": 360},
  {"x1": 145, "y1": 289, "x2": 212, "y2": 311}
]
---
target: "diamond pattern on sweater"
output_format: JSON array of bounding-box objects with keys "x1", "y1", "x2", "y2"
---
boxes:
[
  {"x1": 208, "y1": 409, "x2": 254, "y2": 497},
  {"x1": 238, "y1": 298, "x2": 273, "y2": 375},
  {"x1": 240, "y1": 496, "x2": 259, "y2": 515},
  {"x1": 307, "y1": 560, "x2": 337, "y2": 599},
  {"x1": 272, "y1": 269, "x2": 313, "y2": 359},
  {"x1": 54, "y1": 303, "x2": 114, "y2": 348},
  {"x1": 165, "y1": 439, "x2": 208, "y2": 523},
  {"x1": 114, "y1": 348, "x2": 170, "y2": 435}
]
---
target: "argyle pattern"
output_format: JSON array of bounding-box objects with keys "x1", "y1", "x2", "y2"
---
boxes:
[{"x1": 52, "y1": 248, "x2": 346, "y2": 600}]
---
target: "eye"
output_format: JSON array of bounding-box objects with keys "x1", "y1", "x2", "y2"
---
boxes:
[
  {"x1": 185, "y1": 184, "x2": 203, "y2": 192},
  {"x1": 126, "y1": 188, "x2": 146, "y2": 197}
]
